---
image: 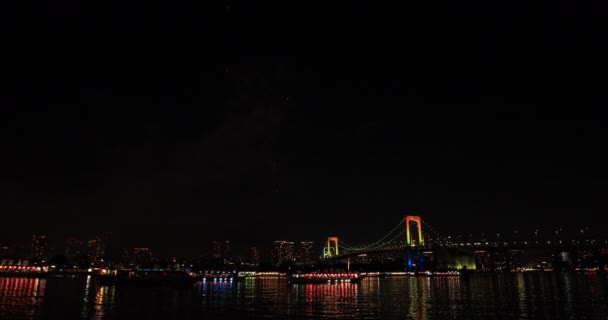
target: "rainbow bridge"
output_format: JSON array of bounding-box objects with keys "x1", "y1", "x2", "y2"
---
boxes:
[{"x1": 322, "y1": 215, "x2": 434, "y2": 269}]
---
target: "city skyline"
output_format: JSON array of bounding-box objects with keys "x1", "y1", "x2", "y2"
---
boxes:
[
  {"x1": 2, "y1": 221, "x2": 605, "y2": 260},
  {"x1": 3, "y1": 224, "x2": 607, "y2": 275}
]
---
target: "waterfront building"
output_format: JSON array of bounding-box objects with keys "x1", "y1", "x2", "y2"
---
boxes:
[
  {"x1": 31, "y1": 235, "x2": 48, "y2": 260},
  {"x1": 212, "y1": 240, "x2": 231, "y2": 264},
  {"x1": 250, "y1": 245, "x2": 261, "y2": 266},
  {"x1": 65, "y1": 237, "x2": 84, "y2": 259},
  {"x1": 299, "y1": 241, "x2": 314, "y2": 265},
  {"x1": 273, "y1": 241, "x2": 294, "y2": 266}
]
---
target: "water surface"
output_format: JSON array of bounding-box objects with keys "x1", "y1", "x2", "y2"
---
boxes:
[{"x1": 1, "y1": 272, "x2": 607, "y2": 319}]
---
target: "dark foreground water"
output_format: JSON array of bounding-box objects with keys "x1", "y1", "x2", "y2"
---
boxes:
[{"x1": 1, "y1": 272, "x2": 608, "y2": 319}]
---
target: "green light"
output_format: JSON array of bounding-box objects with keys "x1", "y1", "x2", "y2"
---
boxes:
[{"x1": 405, "y1": 216, "x2": 424, "y2": 247}]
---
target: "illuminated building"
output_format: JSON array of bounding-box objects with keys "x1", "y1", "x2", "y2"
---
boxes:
[
  {"x1": 422, "y1": 251, "x2": 434, "y2": 269},
  {"x1": 96, "y1": 232, "x2": 111, "y2": 259},
  {"x1": 508, "y1": 249, "x2": 524, "y2": 270},
  {"x1": 212, "y1": 240, "x2": 231, "y2": 264},
  {"x1": 273, "y1": 241, "x2": 294, "y2": 266},
  {"x1": 250, "y1": 246, "x2": 261, "y2": 266},
  {"x1": 557, "y1": 251, "x2": 572, "y2": 270},
  {"x1": 474, "y1": 250, "x2": 491, "y2": 271},
  {"x1": 87, "y1": 239, "x2": 103, "y2": 262},
  {"x1": 299, "y1": 241, "x2": 314, "y2": 265},
  {"x1": 212, "y1": 240, "x2": 222, "y2": 259},
  {"x1": 65, "y1": 237, "x2": 84, "y2": 259},
  {"x1": 353, "y1": 253, "x2": 370, "y2": 264},
  {"x1": 31, "y1": 235, "x2": 48, "y2": 259}
]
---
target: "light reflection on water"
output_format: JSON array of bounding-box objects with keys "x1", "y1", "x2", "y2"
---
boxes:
[
  {"x1": 1, "y1": 272, "x2": 607, "y2": 319},
  {"x1": 0, "y1": 277, "x2": 45, "y2": 318}
]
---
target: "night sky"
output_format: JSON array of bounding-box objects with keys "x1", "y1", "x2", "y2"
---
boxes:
[{"x1": 2, "y1": 1, "x2": 607, "y2": 257}]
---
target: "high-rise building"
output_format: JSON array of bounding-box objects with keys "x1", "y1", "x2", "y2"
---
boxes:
[
  {"x1": 212, "y1": 241, "x2": 222, "y2": 259},
  {"x1": 250, "y1": 246, "x2": 261, "y2": 266},
  {"x1": 299, "y1": 241, "x2": 314, "y2": 265},
  {"x1": 65, "y1": 237, "x2": 84, "y2": 259},
  {"x1": 212, "y1": 240, "x2": 231, "y2": 264},
  {"x1": 96, "y1": 232, "x2": 111, "y2": 259},
  {"x1": 31, "y1": 235, "x2": 48, "y2": 259},
  {"x1": 87, "y1": 239, "x2": 103, "y2": 262},
  {"x1": 273, "y1": 241, "x2": 295, "y2": 266}
]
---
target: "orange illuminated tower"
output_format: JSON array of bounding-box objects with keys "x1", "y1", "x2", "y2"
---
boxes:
[
  {"x1": 405, "y1": 216, "x2": 424, "y2": 247},
  {"x1": 325, "y1": 237, "x2": 339, "y2": 258}
]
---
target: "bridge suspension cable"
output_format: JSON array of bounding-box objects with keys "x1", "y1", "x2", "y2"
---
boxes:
[
  {"x1": 421, "y1": 219, "x2": 447, "y2": 241},
  {"x1": 330, "y1": 217, "x2": 450, "y2": 257},
  {"x1": 338, "y1": 217, "x2": 406, "y2": 251},
  {"x1": 340, "y1": 229, "x2": 406, "y2": 253}
]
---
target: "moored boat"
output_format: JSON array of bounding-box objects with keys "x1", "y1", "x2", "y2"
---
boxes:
[
  {"x1": 288, "y1": 272, "x2": 363, "y2": 284},
  {"x1": 194, "y1": 271, "x2": 246, "y2": 283},
  {"x1": 0, "y1": 265, "x2": 46, "y2": 278}
]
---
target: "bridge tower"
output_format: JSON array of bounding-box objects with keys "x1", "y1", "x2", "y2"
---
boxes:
[
  {"x1": 405, "y1": 215, "x2": 425, "y2": 270},
  {"x1": 405, "y1": 215, "x2": 424, "y2": 246},
  {"x1": 324, "y1": 237, "x2": 339, "y2": 258}
]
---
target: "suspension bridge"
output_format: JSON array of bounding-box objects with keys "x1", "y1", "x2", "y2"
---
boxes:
[
  {"x1": 320, "y1": 215, "x2": 444, "y2": 269},
  {"x1": 322, "y1": 216, "x2": 445, "y2": 257},
  {"x1": 319, "y1": 215, "x2": 608, "y2": 271}
]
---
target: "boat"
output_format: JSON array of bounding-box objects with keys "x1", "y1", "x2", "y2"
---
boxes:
[
  {"x1": 288, "y1": 272, "x2": 363, "y2": 284},
  {"x1": 415, "y1": 270, "x2": 461, "y2": 276},
  {"x1": 0, "y1": 265, "x2": 47, "y2": 278},
  {"x1": 242, "y1": 271, "x2": 286, "y2": 278},
  {"x1": 194, "y1": 271, "x2": 246, "y2": 282}
]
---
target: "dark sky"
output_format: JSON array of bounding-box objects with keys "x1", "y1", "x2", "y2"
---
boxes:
[{"x1": 2, "y1": 1, "x2": 607, "y2": 257}]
